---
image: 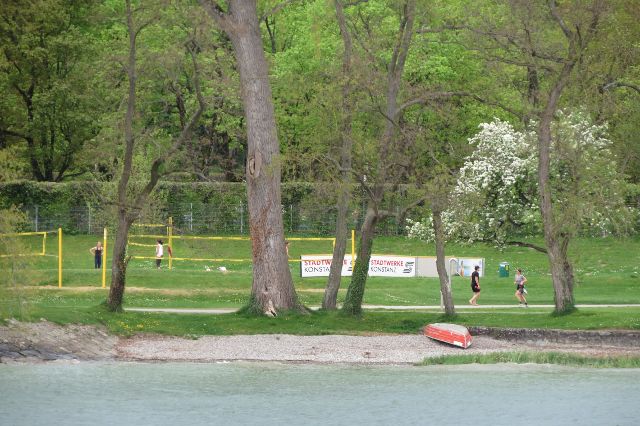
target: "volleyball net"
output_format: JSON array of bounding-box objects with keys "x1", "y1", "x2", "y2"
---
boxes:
[
  {"x1": 126, "y1": 217, "x2": 346, "y2": 270},
  {"x1": 0, "y1": 229, "x2": 63, "y2": 287}
]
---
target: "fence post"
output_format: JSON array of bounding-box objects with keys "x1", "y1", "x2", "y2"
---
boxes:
[
  {"x1": 88, "y1": 203, "x2": 92, "y2": 234},
  {"x1": 168, "y1": 216, "x2": 173, "y2": 270},
  {"x1": 58, "y1": 228, "x2": 62, "y2": 288},
  {"x1": 102, "y1": 227, "x2": 107, "y2": 288},
  {"x1": 240, "y1": 202, "x2": 244, "y2": 234},
  {"x1": 351, "y1": 229, "x2": 355, "y2": 268},
  {"x1": 290, "y1": 204, "x2": 293, "y2": 232}
]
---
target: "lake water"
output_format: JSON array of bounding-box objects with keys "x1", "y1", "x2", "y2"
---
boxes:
[{"x1": 1, "y1": 362, "x2": 639, "y2": 425}]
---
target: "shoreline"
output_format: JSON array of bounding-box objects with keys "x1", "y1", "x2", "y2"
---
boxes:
[{"x1": 1, "y1": 320, "x2": 638, "y2": 365}]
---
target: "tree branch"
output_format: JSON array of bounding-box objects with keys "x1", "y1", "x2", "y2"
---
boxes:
[
  {"x1": 260, "y1": 0, "x2": 298, "y2": 21},
  {"x1": 132, "y1": 42, "x2": 207, "y2": 211},
  {"x1": 602, "y1": 81, "x2": 640, "y2": 94},
  {"x1": 549, "y1": 0, "x2": 572, "y2": 40},
  {"x1": 197, "y1": 0, "x2": 231, "y2": 32},
  {"x1": 505, "y1": 240, "x2": 548, "y2": 254},
  {"x1": 0, "y1": 128, "x2": 29, "y2": 141},
  {"x1": 398, "y1": 91, "x2": 523, "y2": 120}
]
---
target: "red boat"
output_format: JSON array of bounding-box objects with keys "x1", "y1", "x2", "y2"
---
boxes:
[{"x1": 424, "y1": 323, "x2": 472, "y2": 348}]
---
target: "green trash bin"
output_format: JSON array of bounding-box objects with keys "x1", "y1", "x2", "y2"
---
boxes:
[{"x1": 498, "y1": 262, "x2": 510, "y2": 277}]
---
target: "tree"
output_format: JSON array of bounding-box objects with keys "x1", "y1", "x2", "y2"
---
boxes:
[
  {"x1": 106, "y1": 0, "x2": 205, "y2": 311},
  {"x1": 0, "y1": 0, "x2": 102, "y2": 181},
  {"x1": 198, "y1": 0, "x2": 302, "y2": 315},
  {"x1": 323, "y1": 0, "x2": 356, "y2": 310},
  {"x1": 341, "y1": 0, "x2": 419, "y2": 315},
  {"x1": 408, "y1": 113, "x2": 631, "y2": 261},
  {"x1": 448, "y1": 0, "x2": 615, "y2": 313}
]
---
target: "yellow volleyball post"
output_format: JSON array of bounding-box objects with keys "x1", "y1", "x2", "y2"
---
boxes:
[
  {"x1": 351, "y1": 229, "x2": 355, "y2": 267},
  {"x1": 102, "y1": 227, "x2": 107, "y2": 288},
  {"x1": 42, "y1": 232, "x2": 47, "y2": 256},
  {"x1": 58, "y1": 228, "x2": 62, "y2": 288},
  {"x1": 168, "y1": 217, "x2": 173, "y2": 270}
]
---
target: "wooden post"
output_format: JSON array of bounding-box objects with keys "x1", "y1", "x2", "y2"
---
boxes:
[
  {"x1": 102, "y1": 227, "x2": 107, "y2": 288},
  {"x1": 351, "y1": 229, "x2": 355, "y2": 267},
  {"x1": 58, "y1": 228, "x2": 62, "y2": 288},
  {"x1": 168, "y1": 217, "x2": 173, "y2": 270}
]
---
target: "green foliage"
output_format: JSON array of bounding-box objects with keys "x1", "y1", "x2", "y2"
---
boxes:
[
  {"x1": 0, "y1": 207, "x2": 36, "y2": 319},
  {"x1": 0, "y1": 0, "x2": 105, "y2": 181},
  {"x1": 408, "y1": 112, "x2": 637, "y2": 245}
]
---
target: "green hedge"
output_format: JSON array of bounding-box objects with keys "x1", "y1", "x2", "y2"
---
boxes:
[{"x1": 0, "y1": 181, "x2": 395, "y2": 235}]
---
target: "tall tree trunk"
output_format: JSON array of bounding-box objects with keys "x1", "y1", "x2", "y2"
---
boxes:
[
  {"x1": 107, "y1": 0, "x2": 138, "y2": 312},
  {"x1": 200, "y1": 1, "x2": 299, "y2": 314},
  {"x1": 340, "y1": 0, "x2": 416, "y2": 316},
  {"x1": 323, "y1": 185, "x2": 350, "y2": 309},
  {"x1": 433, "y1": 207, "x2": 454, "y2": 315},
  {"x1": 323, "y1": 0, "x2": 354, "y2": 310},
  {"x1": 342, "y1": 206, "x2": 378, "y2": 316},
  {"x1": 537, "y1": 61, "x2": 576, "y2": 313},
  {"x1": 106, "y1": 212, "x2": 132, "y2": 311},
  {"x1": 105, "y1": 2, "x2": 206, "y2": 312}
]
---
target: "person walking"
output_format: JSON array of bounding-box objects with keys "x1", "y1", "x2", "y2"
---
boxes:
[
  {"x1": 89, "y1": 241, "x2": 103, "y2": 269},
  {"x1": 469, "y1": 265, "x2": 481, "y2": 305},
  {"x1": 514, "y1": 268, "x2": 528, "y2": 307},
  {"x1": 155, "y1": 239, "x2": 164, "y2": 269}
]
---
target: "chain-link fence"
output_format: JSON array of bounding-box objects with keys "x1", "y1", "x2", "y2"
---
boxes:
[{"x1": 19, "y1": 201, "x2": 407, "y2": 237}]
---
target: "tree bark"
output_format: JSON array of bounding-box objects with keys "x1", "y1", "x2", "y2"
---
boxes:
[
  {"x1": 200, "y1": 0, "x2": 300, "y2": 314},
  {"x1": 341, "y1": 0, "x2": 416, "y2": 315},
  {"x1": 433, "y1": 207, "x2": 454, "y2": 315},
  {"x1": 342, "y1": 206, "x2": 378, "y2": 315},
  {"x1": 106, "y1": 212, "x2": 132, "y2": 311},
  {"x1": 537, "y1": 58, "x2": 576, "y2": 313},
  {"x1": 107, "y1": 0, "x2": 139, "y2": 312},
  {"x1": 323, "y1": 185, "x2": 350, "y2": 309},
  {"x1": 323, "y1": 0, "x2": 354, "y2": 310},
  {"x1": 107, "y1": 2, "x2": 205, "y2": 311}
]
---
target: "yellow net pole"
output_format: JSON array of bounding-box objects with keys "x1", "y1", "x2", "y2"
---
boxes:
[
  {"x1": 351, "y1": 229, "x2": 355, "y2": 267},
  {"x1": 58, "y1": 228, "x2": 62, "y2": 288},
  {"x1": 102, "y1": 227, "x2": 107, "y2": 288},
  {"x1": 168, "y1": 217, "x2": 173, "y2": 270},
  {"x1": 42, "y1": 232, "x2": 47, "y2": 256}
]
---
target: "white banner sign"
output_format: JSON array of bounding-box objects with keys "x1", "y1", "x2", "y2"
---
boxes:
[{"x1": 300, "y1": 255, "x2": 416, "y2": 278}]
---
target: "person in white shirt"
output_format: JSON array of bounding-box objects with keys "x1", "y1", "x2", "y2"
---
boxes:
[{"x1": 155, "y1": 239, "x2": 164, "y2": 269}]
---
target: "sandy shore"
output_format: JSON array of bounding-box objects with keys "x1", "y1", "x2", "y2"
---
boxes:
[{"x1": 1, "y1": 320, "x2": 638, "y2": 364}]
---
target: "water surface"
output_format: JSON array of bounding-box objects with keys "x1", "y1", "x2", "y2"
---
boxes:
[{"x1": 1, "y1": 362, "x2": 638, "y2": 425}]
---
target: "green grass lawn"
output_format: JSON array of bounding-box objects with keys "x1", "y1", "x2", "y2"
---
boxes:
[{"x1": 2, "y1": 233, "x2": 640, "y2": 334}]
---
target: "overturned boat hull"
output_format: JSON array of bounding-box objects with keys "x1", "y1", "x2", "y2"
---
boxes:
[{"x1": 424, "y1": 323, "x2": 472, "y2": 348}]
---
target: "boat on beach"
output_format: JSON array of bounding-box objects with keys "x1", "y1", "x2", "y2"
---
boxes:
[{"x1": 423, "y1": 323, "x2": 472, "y2": 348}]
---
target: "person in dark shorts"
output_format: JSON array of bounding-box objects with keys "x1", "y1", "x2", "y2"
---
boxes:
[
  {"x1": 469, "y1": 265, "x2": 481, "y2": 305},
  {"x1": 155, "y1": 239, "x2": 164, "y2": 269},
  {"x1": 90, "y1": 241, "x2": 103, "y2": 269},
  {"x1": 514, "y1": 268, "x2": 528, "y2": 307}
]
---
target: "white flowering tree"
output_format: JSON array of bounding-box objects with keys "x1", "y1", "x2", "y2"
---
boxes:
[{"x1": 408, "y1": 113, "x2": 631, "y2": 251}]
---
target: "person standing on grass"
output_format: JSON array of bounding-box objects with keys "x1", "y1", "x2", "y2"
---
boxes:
[
  {"x1": 514, "y1": 268, "x2": 528, "y2": 307},
  {"x1": 89, "y1": 241, "x2": 103, "y2": 269},
  {"x1": 155, "y1": 239, "x2": 164, "y2": 269},
  {"x1": 469, "y1": 265, "x2": 481, "y2": 305}
]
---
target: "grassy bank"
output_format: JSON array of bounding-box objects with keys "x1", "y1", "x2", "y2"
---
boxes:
[
  {"x1": 2, "y1": 235, "x2": 640, "y2": 336},
  {"x1": 7, "y1": 304, "x2": 640, "y2": 337},
  {"x1": 419, "y1": 352, "x2": 640, "y2": 368},
  {"x1": 7, "y1": 234, "x2": 640, "y2": 306}
]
